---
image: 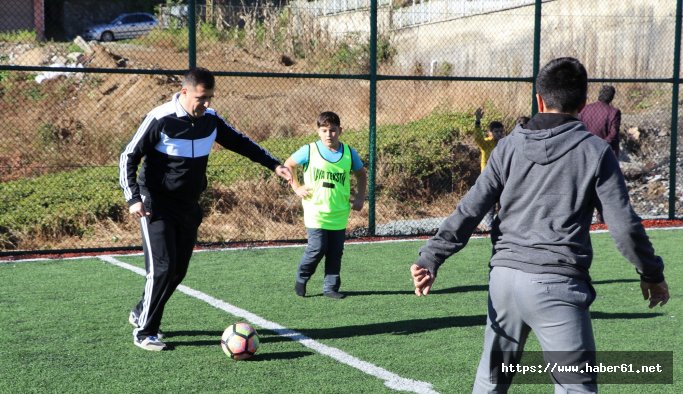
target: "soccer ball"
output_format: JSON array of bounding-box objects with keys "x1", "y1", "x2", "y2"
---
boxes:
[{"x1": 220, "y1": 322, "x2": 259, "y2": 360}]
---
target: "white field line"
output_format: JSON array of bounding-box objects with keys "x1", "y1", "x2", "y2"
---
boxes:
[{"x1": 99, "y1": 255, "x2": 440, "y2": 394}]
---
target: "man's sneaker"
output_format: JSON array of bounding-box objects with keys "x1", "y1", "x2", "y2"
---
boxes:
[
  {"x1": 134, "y1": 335, "x2": 167, "y2": 351},
  {"x1": 129, "y1": 311, "x2": 165, "y2": 339},
  {"x1": 323, "y1": 290, "x2": 346, "y2": 299},
  {"x1": 295, "y1": 281, "x2": 306, "y2": 297},
  {"x1": 128, "y1": 311, "x2": 138, "y2": 327}
]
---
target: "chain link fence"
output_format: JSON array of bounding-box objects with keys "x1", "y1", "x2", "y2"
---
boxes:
[{"x1": 0, "y1": 0, "x2": 681, "y2": 253}]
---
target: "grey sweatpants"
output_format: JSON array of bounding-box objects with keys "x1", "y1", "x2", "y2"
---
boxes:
[
  {"x1": 473, "y1": 266, "x2": 598, "y2": 394},
  {"x1": 296, "y1": 228, "x2": 345, "y2": 293}
]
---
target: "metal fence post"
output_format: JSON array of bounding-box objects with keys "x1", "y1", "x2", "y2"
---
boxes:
[
  {"x1": 530, "y1": 0, "x2": 542, "y2": 116},
  {"x1": 670, "y1": 0, "x2": 682, "y2": 219},
  {"x1": 368, "y1": 0, "x2": 378, "y2": 236},
  {"x1": 189, "y1": 0, "x2": 197, "y2": 69}
]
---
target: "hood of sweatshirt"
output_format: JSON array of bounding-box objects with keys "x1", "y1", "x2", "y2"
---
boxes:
[{"x1": 516, "y1": 120, "x2": 592, "y2": 165}]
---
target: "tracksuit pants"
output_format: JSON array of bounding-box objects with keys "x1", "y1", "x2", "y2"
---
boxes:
[
  {"x1": 132, "y1": 190, "x2": 202, "y2": 340},
  {"x1": 296, "y1": 228, "x2": 346, "y2": 293},
  {"x1": 473, "y1": 266, "x2": 598, "y2": 393}
]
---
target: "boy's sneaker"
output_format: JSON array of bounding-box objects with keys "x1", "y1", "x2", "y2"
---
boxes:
[
  {"x1": 129, "y1": 311, "x2": 165, "y2": 339},
  {"x1": 323, "y1": 290, "x2": 346, "y2": 299},
  {"x1": 295, "y1": 282, "x2": 306, "y2": 297},
  {"x1": 134, "y1": 335, "x2": 167, "y2": 351}
]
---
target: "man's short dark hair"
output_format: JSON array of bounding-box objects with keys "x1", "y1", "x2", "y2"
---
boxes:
[
  {"x1": 183, "y1": 67, "x2": 215, "y2": 90},
  {"x1": 488, "y1": 121, "x2": 504, "y2": 131},
  {"x1": 317, "y1": 111, "x2": 341, "y2": 128},
  {"x1": 535, "y1": 57, "x2": 587, "y2": 113},
  {"x1": 598, "y1": 85, "x2": 616, "y2": 104}
]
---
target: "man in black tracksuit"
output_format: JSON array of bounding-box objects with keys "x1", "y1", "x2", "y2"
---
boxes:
[{"x1": 119, "y1": 67, "x2": 292, "y2": 351}]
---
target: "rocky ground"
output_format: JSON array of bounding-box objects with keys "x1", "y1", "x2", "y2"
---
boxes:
[{"x1": 620, "y1": 110, "x2": 683, "y2": 218}]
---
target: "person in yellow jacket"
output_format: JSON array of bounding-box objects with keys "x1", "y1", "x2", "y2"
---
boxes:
[
  {"x1": 473, "y1": 108, "x2": 505, "y2": 171},
  {"x1": 284, "y1": 111, "x2": 367, "y2": 299},
  {"x1": 473, "y1": 108, "x2": 505, "y2": 231}
]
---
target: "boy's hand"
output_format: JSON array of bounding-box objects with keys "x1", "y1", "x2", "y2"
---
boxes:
[
  {"x1": 294, "y1": 185, "x2": 312, "y2": 198},
  {"x1": 641, "y1": 280, "x2": 670, "y2": 308},
  {"x1": 411, "y1": 264, "x2": 435, "y2": 296},
  {"x1": 475, "y1": 107, "x2": 484, "y2": 122},
  {"x1": 351, "y1": 196, "x2": 364, "y2": 211}
]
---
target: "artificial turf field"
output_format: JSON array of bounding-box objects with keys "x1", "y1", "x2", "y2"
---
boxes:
[{"x1": 1, "y1": 229, "x2": 680, "y2": 393}]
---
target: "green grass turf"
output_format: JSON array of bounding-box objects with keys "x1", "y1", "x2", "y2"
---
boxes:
[{"x1": 0, "y1": 229, "x2": 679, "y2": 393}]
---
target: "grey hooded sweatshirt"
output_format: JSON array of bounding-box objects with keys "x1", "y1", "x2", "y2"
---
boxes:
[{"x1": 417, "y1": 113, "x2": 664, "y2": 283}]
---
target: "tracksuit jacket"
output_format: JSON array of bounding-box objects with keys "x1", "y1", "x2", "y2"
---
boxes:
[
  {"x1": 417, "y1": 113, "x2": 665, "y2": 283},
  {"x1": 120, "y1": 92, "x2": 281, "y2": 206}
]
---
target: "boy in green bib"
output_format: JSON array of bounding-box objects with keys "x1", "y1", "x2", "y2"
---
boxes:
[{"x1": 284, "y1": 112, "x2": 367, "y2": 299}]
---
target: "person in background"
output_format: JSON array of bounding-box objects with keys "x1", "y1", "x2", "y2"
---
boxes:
[
  {"x1": 515, "y1": 115, "x2": 530, "y2": 128},
  {"x1": 579, "y1": 85, "x2": 621, "y2": 157},
  {"x1": 472, "y1": 108, "x2": 504, "y2": 231}
]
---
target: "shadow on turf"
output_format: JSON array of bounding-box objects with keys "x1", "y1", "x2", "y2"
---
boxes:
[
  {"x1": 297, "y1": 315, "x2": 488, "y2": 339},
  {"x1": 290, "y1": 311, "x2": 663, "y2": 340},
  {"x1": 591, "y1": 278, "x2": 639, "y2": 285},
  {"x1": 249, "y1": 351, "x2": 313, "y2": 361},
  {"x1": 160, "y1": 308, "x2": 662, "y2": 345},
  {"x1": 324, "y1": 284, "x2": 489, "y2": 297},
  {"x1": 330, "y1": 281, "x2": 639, "y2": 298}
]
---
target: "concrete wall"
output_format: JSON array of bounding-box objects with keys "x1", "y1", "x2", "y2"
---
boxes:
[
  {"x1": 390, "y1": 0, "x2": 676, "y2": 78},
  {"x1": 300, "y1": 4, "x2": 393, "y2": 38},
  {"x1": 305, "y1": 0, "x2": 677, "y2": 79}
]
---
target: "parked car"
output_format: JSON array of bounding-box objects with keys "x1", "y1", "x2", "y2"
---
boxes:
[{"x1": 82, "y1": 12, "x2": 158, "y2": 42}]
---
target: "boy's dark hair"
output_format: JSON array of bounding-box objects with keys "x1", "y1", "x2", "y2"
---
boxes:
[
  {"x1": 488, "y1": 121, "x2": 504, "y2": 131},
  {"x1": 598, "y1": 85, "x2": 616, "y2": 104},
  {"x1": 183, "y1": 67, "x2": 215, "y2": 90},
  {"x1": 317, "y1": 111, "x2": 341, "y2": 128},
  {"x1": 535, "y1": 57, "x2": 587, "y2": 113}
]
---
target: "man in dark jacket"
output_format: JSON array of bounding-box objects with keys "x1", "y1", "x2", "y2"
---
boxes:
[
  {"x1": 120, "y1": 67, "x2": 292, "y2": 351},
  {"x1": 579, "y1": 85, "x2": 621, "y2": 157},
  {"x1": 411, "y1": 58, "x2": 668, "y2": 392}
]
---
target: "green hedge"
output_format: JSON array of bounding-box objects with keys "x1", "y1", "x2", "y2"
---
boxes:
[
  {"x1": 0, "y1": 110, "x2": 479, "y2": 248},
  {"x1": 0, "y1": 168, "x2": 122, "y2": 248}
]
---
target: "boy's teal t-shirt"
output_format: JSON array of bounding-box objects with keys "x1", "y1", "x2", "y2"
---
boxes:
[{"x1": 291, "y1": 140, "x2": 363, "y2": 171}]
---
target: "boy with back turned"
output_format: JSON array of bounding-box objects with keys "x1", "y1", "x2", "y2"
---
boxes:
[{"x1": 411, "y1": 57, "x2": 669, "y2": 392}]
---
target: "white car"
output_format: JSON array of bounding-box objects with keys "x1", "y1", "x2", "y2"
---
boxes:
[{"x1": 82, "y1": 12, "x2": 158, "y2": 42}]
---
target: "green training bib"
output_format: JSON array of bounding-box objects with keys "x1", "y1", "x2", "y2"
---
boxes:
[{"x1": 302, "y1": 142, "x2": 352, "y2": 230}]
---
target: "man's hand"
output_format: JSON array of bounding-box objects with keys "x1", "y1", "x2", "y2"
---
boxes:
[
  {"x1": 641, "y1": 280, "x2": 670, "y2": 308},
  {"x1": 128, "y1": 202, "x2": 148, "y2": 218},
  {"x1": 411, "y1": 264, "x2": 435, "y2": 296},
  {"x1": 275, "y1": 165, "x2": 293, "y2": 183}
]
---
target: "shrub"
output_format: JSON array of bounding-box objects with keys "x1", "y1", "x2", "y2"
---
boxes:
[
  {"x1": 0, "y1": 168, "x2": 123, "y2": 249},
  {"x1": 0, "y1": 110, "x2": 483, "y2": 249},
  {"x1": 0, "y1": 30, "x2": 37, "y2": 44}
]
